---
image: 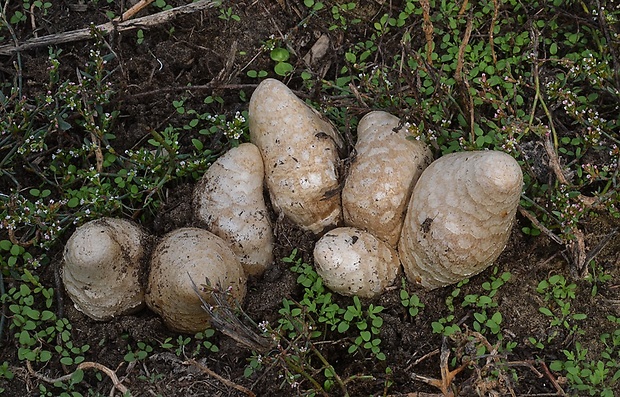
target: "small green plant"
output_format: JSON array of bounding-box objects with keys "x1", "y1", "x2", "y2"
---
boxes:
[
  {"x1": 550, "y1": 330, "x2": 620, "y2": 397},
  {"x1": 138, "y1": 371, "x2": 165, "y2": 384},
  {"x1": 270, "y1": 47, "x2": 293, "y2": 77},
  {"x1": 242, "y1": 250, "x2": 382, "y2": 395},
  {"x1": 584, "y1": 259, "x2": 612, "y2": 296},
  {"x1": 283, "y1": 250, "x2": 387, "y2": 360},
  {"x1": 124, "y1": 341, "x2": 153, "y2": 363},
  {"x1": 160, "y1": 329, "x2": 220, "y2": 357},
  {"x1": 0, "y1": 240, "x2": 36, "y2": 271},
  {"x1": 0, "y1": 361, "x2": 14, "y2": 393},
  {"x1": 342, "y1": 296, "x2": 385, "y2": 360},
  {"x1": 194, "y1": 329, "x2": 220, "y2": 354},
  {"x1": 136, "y1": 29, "x2": 144, "y2": 44},
  {"x1": 430, "y1": 278, "x2": 467, "y2": 336},
  {"x1": 536, "y1": 274, "x2": 587, "y2": 341},
  {"x1": 431, "y1": 268, "x2": 515, "y2": 352},
  {"x1": 399, "y1": 278, "x2": 424, "y2": 317},
  {"x1": 37, "y1": 369, "x2": 84, "y2": 397},
  {"x1": 1, "y1": 269, "x2": 90, "y2": 374},
  {"x1": 218, "y1": 6, "x2": 240, "y2": 23},
  {"x1": 247, "y1": 69, "x2": 268, "y2": 79},
  {"x1": 153, "y1": 0, "x2": 170, "y2": 10},
  {"x1": 303, "y1": 0, "x2": 324, "y2": 12},
  {"x1": 329, "y1": 2, "x2": 359, "y2": 31}
]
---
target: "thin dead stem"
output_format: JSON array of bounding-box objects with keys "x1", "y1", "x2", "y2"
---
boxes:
[
  {"x1": 489, "y1": 0, "x2": 498, "y2": 64},
  {"x1": 420, "y1": 0, "x2": 434, "y2": 65},
  {"x1": 455, "y1": 14, "x2": 474, "y2": 144},
  {"x1": 184, "y1": 359, "x2": 256, "y2": 397},
  {"x1": 0, "y1": 0, "x2": 218, "y2": 55},
  {"x1": 26, "y1": 360, "x2": 129, "y2": 395}
]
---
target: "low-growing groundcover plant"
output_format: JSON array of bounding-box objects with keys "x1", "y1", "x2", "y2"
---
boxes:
[{"x1": 0, "y1": 0, "x2": 619, "y2": 395}]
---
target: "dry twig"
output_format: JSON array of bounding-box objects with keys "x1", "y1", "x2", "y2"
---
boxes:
[
  {"x1": 454, "y1": 14, "x2": 474, "y2": 144},
  {"x1": 0, "y1": 0, "x2": 218, "y2": 55},
  {"x1": 116, "y1": 0, "x2": 156, "y2": 21},
  {"x1": 184, "y1": 358, "x2": 256, "y2": 397},
  {"x1": 409, "y1": 338, "x2": 467, "y2": 397},
  {"x1": 26, "y1": 360, "x2": 129, "y2": 395},
  {"x1": 420, "y1": 0, "x2": 434, "y2": 65}
]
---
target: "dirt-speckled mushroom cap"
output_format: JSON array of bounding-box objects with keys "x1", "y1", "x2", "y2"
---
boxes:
[
  {"x1": 343, "y1": 111, "x2": 433, "y2": 247},
  {"x1": 313, "y1": 227, "x2": 400, "y2": 298},
  {"x1": 193, "y1": 143, "x2": 274, "y2": 277},
  {"x1": 62, "y1": 218, "x2": 148, "y2": 321},
  {"x1": 249, "y1": 78, "x2": 343, "y2": 234},
  {"x1": 146, "y1": 227, "x2": 247, "y2": 333},
  {"x1": 398, "y1": 150, "x2": 523, "y2": 289}
]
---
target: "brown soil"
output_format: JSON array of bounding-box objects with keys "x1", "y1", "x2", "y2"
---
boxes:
[{"x1": 1, "y1": 1, "x2": 619, "y2": 396}]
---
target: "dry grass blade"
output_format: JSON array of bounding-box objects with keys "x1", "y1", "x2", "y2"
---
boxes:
[{"x1": 189, "y1": 274, "x2": 273, "y2": 353}]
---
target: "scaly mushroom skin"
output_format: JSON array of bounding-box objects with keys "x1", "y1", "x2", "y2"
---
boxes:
[
  {"x1": 146, "y1": 228, "x2": 247, "y2": 333},
  {"x1": 398, "y1": 151, "x2": 523, "y2": 289},
  {"x1": 313, "y1": 227, "x2": 400, "y2": 298},
  {"x1": 249, "y1": 78, "x2": 343, "y2": 234},
  {"x1": 193, "y1": 143, "x2": 274, "y2": 276},
  {"x1": 62, "y1": 218, "x2": 148, "y2": 321},
  {"x1": 343, "y1": 111, "x2": 433, "y2": 246}
]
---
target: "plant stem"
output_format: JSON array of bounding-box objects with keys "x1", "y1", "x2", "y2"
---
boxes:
[
  {"x1": 0, "y1": 271, "x2": 6, "y2": 346},
  {"x1": 310, "y1": 343, "x2": 349, "y2": 397}
]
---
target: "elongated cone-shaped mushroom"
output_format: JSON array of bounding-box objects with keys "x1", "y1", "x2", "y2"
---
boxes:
[
  {"x1": 146, "y1": 228, "x2": 247, "y2": 333},
  {"x1": 398, "y1": 151, "x2": 523, "y2": 289},
  {"x1": 62, "y1": 218, "x2": 148, "y2": 321},
  {"x1": 194, "y1": 143, "x2": 274, "y2": 276},
  {"x1": 343, "y1": 111, "x2": 433, "y2": 246},
  {"x1": 249, "y1": 78, "x2": 343, "y2": 234},
  {"x1": 313, "y1": 227, "x2": 400, "y2": 298}
]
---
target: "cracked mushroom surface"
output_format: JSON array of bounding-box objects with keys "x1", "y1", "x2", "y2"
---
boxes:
[
  {"x1": 193, "y1": 142, "x2": 274, "y2": 277},
  {"x1": 398, "y1": 150, "x2": 523, "y2": 289},
  {"x1": 146, "y1": 227, "x2": 247, "y2": 333},
  {"x1": 62, "y1": 217, "x2": 148, "y2": 321},
  {"x1": 343, "y1": 111, "x2": 433, "y2": 247},
  {"x1": 249, "y1": 78, "x2": 343, "y2": 234},
  {"x1": 313, "y1": 227, "x2": 400, "y2": 298}
]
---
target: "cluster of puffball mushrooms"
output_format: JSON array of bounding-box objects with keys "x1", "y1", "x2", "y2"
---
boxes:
[{"x1": 62, "y1": 79, "x2": 523, "y2": 334}]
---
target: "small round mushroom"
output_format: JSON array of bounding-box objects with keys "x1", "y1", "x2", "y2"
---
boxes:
[
  {"x1": 398, "y1": 150, "x2": 523, "y2": 289},
  {"x1": 146, "y1": 228, "x2": 247, "y2": 333},
  {"x1": 343, "y1": 111, "x2": 432, "y2": 246},
  {"x1": 249, "y1": 78, "x2": 343, "y2": 234},
  {"x1": 313, "y1": 227, "x2": 400, "y2": 298},
  {"x1": 62, "y1": 218, "x2": 148, "y2": 321},
  {"x1": 193, "y1": 143, "x2": 274, "y2": 276}
]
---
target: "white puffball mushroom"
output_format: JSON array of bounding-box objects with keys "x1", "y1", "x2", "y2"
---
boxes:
[
  {"x1": 146, "y1": 228, "x2": 247, "y2": 333},
  {"x1": 193, "y1": 143, "x2": 274, "y2": 277},
  {"x1": 398, "y1": 150, "x2": 523, "y2": 289},
  {"x1": 313, "y1": 227, "x2": 400, "y2": 298},
  {"x1": 343, "y1": 111, "x2": 433, "y2": 246},
  {"x1": 249, "y1": 78, "x2": 343, "y2": 234},
  {"x1": 62, "y1": 218, "x2": 148, "y2": 321}
]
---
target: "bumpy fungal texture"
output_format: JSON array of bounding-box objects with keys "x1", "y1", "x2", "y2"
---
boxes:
[
  {"x1": 398, "y1": 151, "x2": 523, "y2": 289},
  {"x1": 342, "y1": 111, "x2": 433, "y2": 247},
  {"x1": 146, "y1": 228, "x2": 247, "y2": 333},
  {"x1": 62, "y1": 218, "x2": 147, "y2": 321},
  {"x1": 313, "y1": 227, "x2": 400, "y2": 298},
  {"x1": 249, "y1": 78, "x2": 343, "y2": 234},
  {"x1": 193, "y1": 143, "x2": 274, "y2": 276}
]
